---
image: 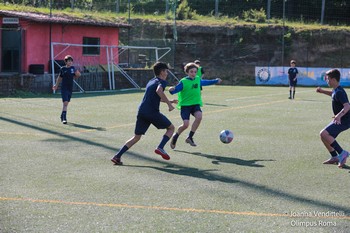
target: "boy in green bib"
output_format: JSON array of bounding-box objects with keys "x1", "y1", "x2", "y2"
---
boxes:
[{"x1": 169, "y1": 62, "x2": 222, "y2": 148}]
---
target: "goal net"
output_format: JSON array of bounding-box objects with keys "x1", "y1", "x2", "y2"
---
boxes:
[{"x1": 50, "y1": 42, "x2": 173, "y2": 93}]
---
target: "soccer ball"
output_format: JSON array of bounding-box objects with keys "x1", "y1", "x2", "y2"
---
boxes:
[{"x1": 219, "y1": 130, "x2": 234, "y2": 144}]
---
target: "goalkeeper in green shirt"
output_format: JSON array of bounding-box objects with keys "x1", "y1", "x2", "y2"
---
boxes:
[{"x1": 169, "y1": 62, "x2": 222, "y2": 148}]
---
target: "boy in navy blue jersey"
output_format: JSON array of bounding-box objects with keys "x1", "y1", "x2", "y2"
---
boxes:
[
  {"x1": 288, "y1": 60, "x2": 298, "y2": 99},
  {"x1": 52, "y1": 55, "x2": 81, "y2": 124},
  {"x1": 316, "y1": 68, "x2": 350, "y2": 168},
  {"x1": 111, "y1": 62, "x2": 178, "y2": 165}
]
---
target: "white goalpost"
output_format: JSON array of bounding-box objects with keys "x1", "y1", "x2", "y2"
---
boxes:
[{"x1": 50, "y1": 42, "x2": 172, "y2": 93}]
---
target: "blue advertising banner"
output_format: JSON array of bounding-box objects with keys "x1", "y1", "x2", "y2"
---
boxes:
[{"x1": 255, "y1": 67, "x2": 350, "y2": 86}]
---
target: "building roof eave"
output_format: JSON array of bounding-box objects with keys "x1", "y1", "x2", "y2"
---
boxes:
[{"x1": 0, "y1": 10, "x2": 131, "y2": 28}]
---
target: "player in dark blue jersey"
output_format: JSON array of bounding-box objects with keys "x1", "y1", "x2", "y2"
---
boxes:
[
  {"x1": 288, "y1": 60, "x2": 298, "y2": 99},
  {"x1": 52, "y1": 55, "x2": 81, "y2": 124},
  {"x1": 111, "y1": 62, "x2": 178, "y2": 165},
  {"x1": 316, "y1": 69, "x2": 350, "y2": 168}
]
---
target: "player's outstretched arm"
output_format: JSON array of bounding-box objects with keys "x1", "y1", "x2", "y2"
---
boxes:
[
  {"x1": 169, "y1": 82, "x2": 183, "y2": 95},
  {"x1": 201, "y1": 78, "x2": 222, "y2": 86},
  {"x1": 316, "y1": 87, "x2": 332, "y2": 96}
]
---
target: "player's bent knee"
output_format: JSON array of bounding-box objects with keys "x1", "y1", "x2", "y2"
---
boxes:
[
  {"x1": 194, "y1": 113, "x2": 202, "y2": 120},
  {"x1": 168, "y1": 124, "x2": 175, "y2": 131},
  {"x1": 166, "y1": 125, "x2": 175, "y2": 135},
  {"x1": 320, "y1": 130, "x2": 329, "y2": 138},
  {"x1": 133, "y1": 135, "x2": 142, "y2": 143},
  {"x1": 182, "y1": 121, "x2": 190, "y2": 129}
]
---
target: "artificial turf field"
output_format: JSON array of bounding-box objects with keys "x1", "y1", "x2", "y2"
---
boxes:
[{"x1": 1, "y1": 86, "x2": 349, "y2": 232}]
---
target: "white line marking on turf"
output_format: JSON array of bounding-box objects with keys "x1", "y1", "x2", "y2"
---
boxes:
[
  {"x1": 206, "y1": 99, "x2": 288, "y2": 115},
  {"x1": 1, "y1": 197, "x2": 349, "y2": 220},
  {"x1": 0, "y1": 99, "x2": 288, "y2": 137},
  {"x1": 225, "y1": 89, "x2": 314, "y2": 101}
]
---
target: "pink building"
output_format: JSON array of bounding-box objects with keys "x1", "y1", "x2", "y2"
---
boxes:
[{"x1": 0, "y1": 10, "x2": 130, "y2": 74}]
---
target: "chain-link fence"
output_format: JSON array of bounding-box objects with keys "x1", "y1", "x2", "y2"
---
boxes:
[
  {"x1": 6, "y1": 0, "x2": 350, "y2": 25},
  {"x1": 3, "y1": 0, "x2": 350, "y2": 88},
  {"x1": 166, "y1": 25, "x2": 350, "y2": 85},
  {"x1": 121, "y1": 22, "x2": 348, "y2": 85}
]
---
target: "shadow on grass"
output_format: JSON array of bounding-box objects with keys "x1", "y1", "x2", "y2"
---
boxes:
[
  {"x1": 1, "y1": 115, "x2": 350, "y2": 214},
  {"x1": 175, "y1": 150, "x2": 274, "y2": 167},
  {"x1": 125, "y1": 164, "x2": 236, "y2": 182},
  {"x1": 69, "y1": 89, "x2": 143, "y2": 99},
  {"x1": 67, "y1": 122, "x2": 106, "y2": 131},
  {"x1": 124, "y1": 162, "x2": 350, "y2": 214},
  {"x1": 0, "y1": 116, "x2": 115, "y2": 153}
]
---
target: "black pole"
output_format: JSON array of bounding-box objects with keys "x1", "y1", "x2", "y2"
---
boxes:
[
  {"x1": 282, "y1": 0, "x2": 285, "y2": 70},
  {"x1": 127, "y1": 0, "x2": 131, "y2": 66},
  {"x1": 49, "y1": 0, "x2": 53, "y2": 92},
  {"x1": 49, "y1": 0, "x2": 52, "y2": 69},
  {"x1": 173, "y1": 1, "x2": 177, "y2": 71}
]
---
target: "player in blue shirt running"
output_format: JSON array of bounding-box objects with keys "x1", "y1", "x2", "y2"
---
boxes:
[
  {"x1": 52, "y1": 55, "x2": 81, "y2": 124},
  {"x1": 316, "y1": 68, "x2": 350, "y2": 168},
  {"x1": 111, "y1": 62, "x2": 178, "y2": 165}
]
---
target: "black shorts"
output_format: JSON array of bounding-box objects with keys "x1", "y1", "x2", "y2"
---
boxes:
[
  {"x1": 289, "y1": 79, "x2": 297, "y2": 87},
  {"x1": 134, "y1": 112, "x2": 172, "y2": 135},
  {"x1": 61, "y1": 90, "x2": 72, "y2": 102},
  {"x1": 180, "y1": 105, "x2": 202, "y2": 120},
  {"x1": 324, "y1": 121, "x2": 350, "y2": 138}
]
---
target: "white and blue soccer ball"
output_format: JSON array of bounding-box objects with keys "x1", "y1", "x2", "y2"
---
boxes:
[{"x1": 219, "y1": 130, "x2": 234, "y2": 144}]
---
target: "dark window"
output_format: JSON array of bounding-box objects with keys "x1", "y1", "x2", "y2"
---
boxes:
[{"x1": 83, "y1": 37, "x2": 100, "y2": 55}]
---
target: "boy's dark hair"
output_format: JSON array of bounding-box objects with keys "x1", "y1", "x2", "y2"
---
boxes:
[
  {"x1": 326, "y1": 69, "x2": 341, "y2": 82},
  {"x1": 64, "y1": 55, "x2": 73, "y2": 62},
  {"x1": 153, "y1": 62, "x2": 169, "y2": 76},
  {"x1": 184, "y1": 62, "x2": 198, "y2": 73}
]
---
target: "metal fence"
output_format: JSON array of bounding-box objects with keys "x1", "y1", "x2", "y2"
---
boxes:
[
  {"x1": 3, "y1": 1, "x2": 350, "y2": 88},
  {"x1": 104, "y1": 1, "x2": 349, "y2": 26},
  {"x1": 9, "y1": 1, "x2": 350, "y2": 25}
]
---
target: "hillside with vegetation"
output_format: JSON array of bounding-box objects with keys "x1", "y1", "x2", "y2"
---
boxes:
[{"x1": 2, "y1": 1, "x2": 350, "y2": 85}]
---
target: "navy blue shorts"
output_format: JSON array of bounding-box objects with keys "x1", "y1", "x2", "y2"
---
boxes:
[
  {"x1": 180, "y1": 105, "x2": 202, "y2": 120},
  {"x1": 289, "y1": 79, "x2": 297, "y2": 87},
  {"x1": 134, "y1": 112, "x2": 172, "y2": 135},
  {"x1": 324, "y1": 121, "x2": 350, "y2": 138},
  {"x1": 61, "y1": 90, "x2": 72, "y2": 102}
]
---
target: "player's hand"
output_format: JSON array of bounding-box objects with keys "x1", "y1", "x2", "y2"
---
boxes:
[
  {"x1": 216, "y1": 78, "x2": 222, "y2": 84},
  {"x1": 168, "y1": 86, "x2": 175, "y2": 92},
  {"x1": 168, "y1": 104, "x2": 175, "y2": 112},
  {"x1": 316, "y1": 87, "x2": 322, "y2": 93},
  {"x1": 171, "y1": 99, "x2": 178, "y2": 104},
  {"x1": 74, "y1": 70, "x2": 81, "y2": 78},
  {"x1": 52, "y1": 85, "x2": 57, "y2": 90},
  {"x1": 333, "y1": 116, "x2": 341, "y2": 125}
]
